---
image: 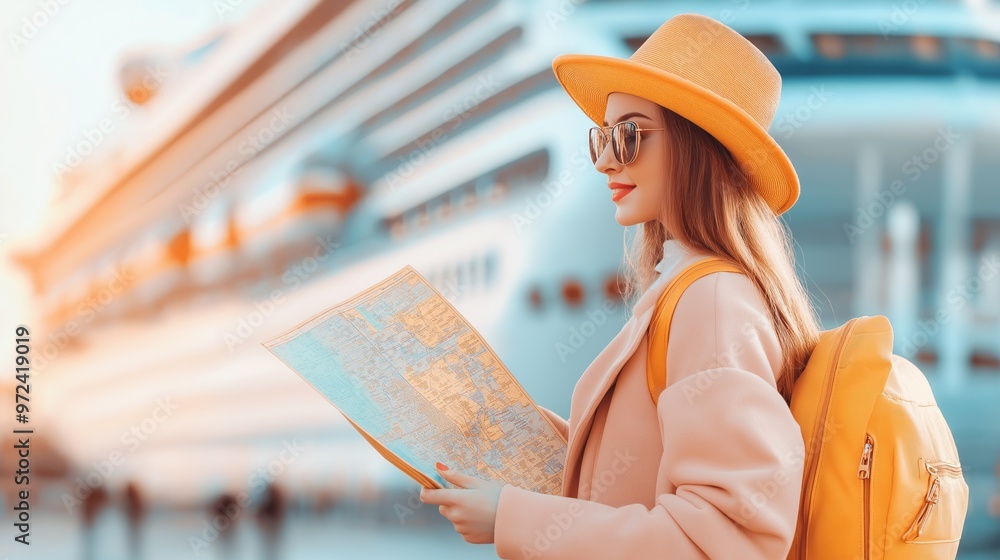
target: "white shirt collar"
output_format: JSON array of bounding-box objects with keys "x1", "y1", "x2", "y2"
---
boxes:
[
  {"x1": 628, "y1": 238, "x2": 695, "y2": 316},
  {"x1": 653, "y1": 238, "x2": 689, "y2": 277}
]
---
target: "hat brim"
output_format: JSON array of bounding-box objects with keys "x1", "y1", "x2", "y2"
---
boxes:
[{"x1": 552, "y1": 54, "x2": 799, "y2": 215}]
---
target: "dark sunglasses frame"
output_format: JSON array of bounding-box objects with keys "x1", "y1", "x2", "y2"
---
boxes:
[{"x1": 588, "y1": 121, "x2": 666, "y2": 165}]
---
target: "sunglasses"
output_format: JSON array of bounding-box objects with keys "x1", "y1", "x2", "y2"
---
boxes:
[{"x1": 588, "y1": 121, "x2": 666, "y2": 165}]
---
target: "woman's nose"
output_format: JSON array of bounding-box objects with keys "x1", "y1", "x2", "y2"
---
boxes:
[{"x1": 594, "y1": 136, "x2": 621, "y2": 174}]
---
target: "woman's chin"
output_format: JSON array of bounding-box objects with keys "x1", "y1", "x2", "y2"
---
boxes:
[{"x1": 613, "y1": 205, "x2": 644, "y2": 227}]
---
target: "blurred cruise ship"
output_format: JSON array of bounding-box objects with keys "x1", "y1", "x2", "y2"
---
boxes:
[{"x1": 8, "y1": 0, "x2": 1000, "y2": 554}]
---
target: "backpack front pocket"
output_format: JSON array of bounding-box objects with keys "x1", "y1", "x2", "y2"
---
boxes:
[{"x1": 901, "y1": 458, "x2": 968, "y2": 544}]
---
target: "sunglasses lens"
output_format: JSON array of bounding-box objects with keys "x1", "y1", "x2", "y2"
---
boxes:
[
  {"x1": 588, "y1": 128, "x2": 605, "y2": 164},
  {"x1": 589, "y1": 123, "x2": 641, "y2": 164},
  {"x1": 616, "y1": 121, "x2": 638, "y2": 164}
]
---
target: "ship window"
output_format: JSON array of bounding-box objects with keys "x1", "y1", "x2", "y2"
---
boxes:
[
  {"x1": 484, "y1": 250, "x2": 497, "y2": 289},
  {"x1": 383, "y1": 149, "x2": 548, "y2": 236}
]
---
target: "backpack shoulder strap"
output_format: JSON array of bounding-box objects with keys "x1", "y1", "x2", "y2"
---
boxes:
[{"x1": 646, "y1": 257, "x2": 744, "y2": 407}]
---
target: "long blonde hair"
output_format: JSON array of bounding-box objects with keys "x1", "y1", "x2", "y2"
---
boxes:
[{"x1": 622, "y1": 104, "x2": 822, "y2": 404}]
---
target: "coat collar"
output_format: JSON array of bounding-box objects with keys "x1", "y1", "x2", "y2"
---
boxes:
[{"x1": 562, "y1": 238, "x2": 712, "y2": 495}]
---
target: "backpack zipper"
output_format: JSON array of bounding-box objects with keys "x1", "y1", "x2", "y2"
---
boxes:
[
  {"x1": 799, "y1": 317, "x2": 859, "y2": 559},
  {"x1": 857, "y1": 434, "x2": 874, "y2": 559},
  {"x1": 902, "y1": 459, "x2": 963, "y2": 542}
]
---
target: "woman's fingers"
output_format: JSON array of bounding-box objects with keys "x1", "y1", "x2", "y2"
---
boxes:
[
  {"x1": 436, "y1": 464, "x2": 485, "y2": 489},
  {"x1": 419, "y1": 487, "x2": 462, "y2": 505}
]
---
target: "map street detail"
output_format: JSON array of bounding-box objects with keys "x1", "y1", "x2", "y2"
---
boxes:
[{"x1": 263, "y1": 265, "x2": 566, "y2": 495}]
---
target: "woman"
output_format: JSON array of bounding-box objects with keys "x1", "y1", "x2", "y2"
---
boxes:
[{"x1": 420, "y1": 13, "x2": 822, "y2": 559}]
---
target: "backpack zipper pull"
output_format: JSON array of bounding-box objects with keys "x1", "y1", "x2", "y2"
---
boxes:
[
  {"x1": 857, "y1": 439, "x2": 873, "y2": 479},
  {"x1": 903, "y1": 461, "x2": 946, "y2": 542}
]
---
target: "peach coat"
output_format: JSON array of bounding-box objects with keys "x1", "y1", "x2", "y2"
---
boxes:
[{"x1": 493, "y1": 238, "x2": 805, "y2": 559}]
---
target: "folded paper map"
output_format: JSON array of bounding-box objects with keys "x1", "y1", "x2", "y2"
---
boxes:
[{"x1": 262, "y1": 264, "x2": 567, "y2": 494}]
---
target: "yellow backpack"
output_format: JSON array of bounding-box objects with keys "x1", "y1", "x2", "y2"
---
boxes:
[{"x1": 646, "y1": 256, "x2": 970, "y2": 560}]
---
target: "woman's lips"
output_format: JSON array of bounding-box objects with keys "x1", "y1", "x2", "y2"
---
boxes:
[{"x1": 610, "y1": 183, "x2": 635, "y2": 202}]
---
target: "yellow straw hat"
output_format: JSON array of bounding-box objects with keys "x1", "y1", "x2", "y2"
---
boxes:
[{"x1": 551, "y1": 13, "x2": 799, "y2": 215}]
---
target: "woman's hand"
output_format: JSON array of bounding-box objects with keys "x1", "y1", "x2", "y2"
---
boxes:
[{"x1": 419, "y1": 462, "x2": 506, "y2": 544}]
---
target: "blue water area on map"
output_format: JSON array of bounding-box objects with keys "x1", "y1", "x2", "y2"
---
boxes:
[
  {"x1": 270, "y1": 324, "x2": 392, "y2": 438},
  {"x1": 357, "y1": 305, "x2": 384, "y2": 330},
  {"x1": 268, "y1": 309, "x2": 453, "y2": 484}
]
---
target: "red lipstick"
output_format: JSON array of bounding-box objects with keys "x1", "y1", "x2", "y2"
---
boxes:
[{"x1": 609, "y1": 182, "x2": 636, "y2": 202}]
